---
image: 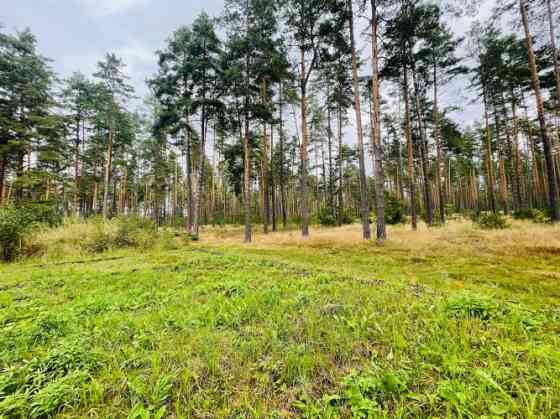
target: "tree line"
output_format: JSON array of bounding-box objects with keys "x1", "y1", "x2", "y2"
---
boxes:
[{"x1": 1, "y1": 0, "x2": 559, "y2": 242}]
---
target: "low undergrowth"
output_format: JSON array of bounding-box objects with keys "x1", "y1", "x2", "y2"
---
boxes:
[{"x1": 1, "y1": 223, "x2": 559, "y2": 417}]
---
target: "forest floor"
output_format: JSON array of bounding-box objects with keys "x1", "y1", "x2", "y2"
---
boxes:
[{"x1": 1, "y1": 220, "x2": 560, "y2": 418}]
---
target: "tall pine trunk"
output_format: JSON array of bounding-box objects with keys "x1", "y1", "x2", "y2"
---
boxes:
[
  {"x1": 520, "y1": 0, "x2": 560, "y2": 221},
  {"x1": 337, "y1": 104, "x2": 345, "y2": 226},
  {"x1": 102, "y1": 126, "x2": 113, "y2": 219},
  {"x1": 74, "y1": 119, "x2": 81, "y2": 217},
  {"x1": 403, "y1": 67, "x2": 417, "y2": 230},
  {"x1": 299, "y1": 47, "x2": 311, "y2": 238},
  {"x1": 547, "y1": 0, "x2": 560, "y2": 109},
  {"x1": 370, "y1": 0, "x2": 386, "y2": 241},
  {"x1": 243, "y1": 117, "x2": 252, "y2": 243},
  {"x1": 185, "y1": 114, "x2": 194, "y2": 232},
  {"x1": 349, "y1": 0, "x2": 371, "y2": 240},
  {"x1": 482, "y1": 86, "x2": 497, "y2": 213},
  {"x1": 260, "y1": 79, "x2": 270, "y2": 234},
  {"x1": 279, "y1": 82, "x2": 288, "y2": 229},
  {"x1": 411, "y1": 64, "x2": 434, "y2": 225},
  {"x1": 0, "y1": 156, "x2": 6, "y2": 205},
  {"x1": 433, "y1": 64, "x2": 446, "y2": 223}
]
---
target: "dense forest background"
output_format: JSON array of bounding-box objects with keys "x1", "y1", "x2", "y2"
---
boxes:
[{"x1": 1, "y1": 0, "x2": 559, "y2": 243}]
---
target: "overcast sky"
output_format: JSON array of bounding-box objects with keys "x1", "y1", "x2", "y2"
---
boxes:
[
  {"x1": 2, "y1": 0, "x2": 487, "y2": 126},
  {"x1": 2, "y1": 0, "x2": 223, "y2": 100}
]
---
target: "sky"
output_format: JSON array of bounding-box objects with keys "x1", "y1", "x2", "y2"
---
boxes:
[
  {"x1": 2, "y1": 0, "x2": 489, "y2": 127},
  {"x1": 1, "y1": 0, "x2": 224, "y2": 102}
]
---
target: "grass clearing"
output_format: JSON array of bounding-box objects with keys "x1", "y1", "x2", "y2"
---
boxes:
[{"x1": 1, "y1": 220, "x2": 560, "y2": 417}]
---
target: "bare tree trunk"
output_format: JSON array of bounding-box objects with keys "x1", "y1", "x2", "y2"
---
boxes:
[
  {"x1": 483, "y1": 87, "x2": 497, "y2": 213},
  {"x1": 270, "y1": 118, "x2": 277, "y2": 232},
  {"x1": 433, "y1": 64, "x2": 446, "y2": 223},
  {"x1": 120, "y1": 165, "x2": 128, "y2": 215},
  {"x1": 260, "y1": 79, "x2": 270, "y2": 234},
  {"x1": 0, "y1": 156, "x2": 6, "y2": 206},
  {"x1": 349, "y1": 0, "x2": 371, "y2": 240},
  {"x1": 102, "y1": 126, "x2": 113, "y2": 219},
  {"x1": 193, "y1": 108, "x2": 207, "y2": 238},
  {"x1": 411, "y1": 65, "x2": 434, "y2": 225},
  {"x1": 510, "y1": 92, "x2": 524, "y2": 210},
  {"x1": 244, "y1": 117, "x2": 252, "y2": 243},
  {"x1": 326, "y1": 91, "x2": 335, "y2": 217},
  {"x1": 337, "y1": 104, "x2": 345, "y2": 226},
  {"x1": 279, "y1": 82, "x2": 288, "y2": 229},
  {"x1": 403, "y1": 68, "x2": 417, "y2": 230},
  {"x1": 74, "y1": 120, "x2": 81, "y2": 216},
  {"x1": 547, "y1": 0, "x2": 560, "y2": 110},
  {"x1": 493, "y1": 108, "x2": 509, "y2": 214},
  {"x1": 520, "y1": 0, "x2": 560, "y2": 221},
  {"x1": 370, "y1": 0, "x2": 386, "y2": 242},
  {"x1": 299, "y1": 47, "x2": 311, "y2": 238},
  {"x1": 185, "y1": 116, "x2": 194, "y2": 232}
]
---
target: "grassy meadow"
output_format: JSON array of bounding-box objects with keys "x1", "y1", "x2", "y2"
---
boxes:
[{"x1": 1, "y1": 219, "x2": 560, "y2": 418}]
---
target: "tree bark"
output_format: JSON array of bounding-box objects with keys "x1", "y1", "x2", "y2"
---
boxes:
[
  {"x1": 520, "y1": 0, "x2": 560, "y2": 221},
  {"x1": 349, "y1": 0, "x2": 371, "y2": 240},
  {"x1": 185, "y1": 114, "x2": 194, "y2": 232},
  {"x1": 243, "y1": 116, "x2": 252, "y2": 243},
  {"x1": 337, "y1": 104, "x2": 345, "y2": 226},
  {"x1": 279, "y1": 82, "x2": 288, "y2": 229},
  {"x1": 74, "y1": 119, "x2": 81, "y2": 217},
  {"x1": 0, "y1": 156, "x2": 6, "y2": 205},
  {"x1": 260, "y1": 79, "x2": 270, "y2": 234},
  {"x1": 547, "y1": 0, "x2": 560, "y2": 110},
  {"x1": 510, "y1": 91, "x2": 524, "y2": 210},
  {"x1": 370, "y1": 0, "x2": 387, "y2": 241},
  {"x1": 482, "y1": 85, "x2": 497, "y2": 213},
  {"x1": 102, "y1": 126, "x2": 113, "y2": 219},
  {"x1": 433, "y1": 63, "x2": 446, "y2": 223},
  {"x1": 403, "y1": 68, "x2": 417, "y2": 230},
  {"x1": 299, "y1": 46, "x2": 311, "y2": 238},
  {"x1": 411, "y1": 64, "x2": 434, "y2": 225}
]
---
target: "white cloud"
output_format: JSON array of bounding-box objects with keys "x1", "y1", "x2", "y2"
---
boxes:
[{"x1": 75, "y1": 0, "x2": 151, "y2": 16}]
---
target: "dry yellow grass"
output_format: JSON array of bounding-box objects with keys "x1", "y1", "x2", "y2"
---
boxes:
[
  {"x1": 200, "y1": 219, "x2": 560, "y2": 258},
  {"x1": 23, "y1": 217, "x2": 560, "y2": 263}
]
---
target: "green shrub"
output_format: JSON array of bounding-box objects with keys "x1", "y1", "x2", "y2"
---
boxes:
[
  {"x1": 82, "y1": 222, "x2": 113, "y2": 253},
  {"x1": 17, "y1": 201, "x2": 63, "y2": 228},
  {"x1": 513, "y1": 208, "x2": 550, "y2": 224},
  {"x1": 474, "y1": 212, "x2": 509, "y2": 230},
  {"x1": 114, "y1": 216, "x2": 157, "y2": 248},
  {"x1": 340, "y1": 210, "x2": 356, "y2": 225},
  {"x1": 317, "y1": 207, "x2": 337, "y2": 227},
  {"x1": 81, "y1": 217, "x2": 162, "y2": 254},
  {"x1": 0, "y1": 202, "x2": 63, "y2": 262},
  {"x1": 0, "y1": 206, "x2": 28, "y2": 262},
  {"x1": 385, "y1": 194, "x2": 406, "y2": 225}
]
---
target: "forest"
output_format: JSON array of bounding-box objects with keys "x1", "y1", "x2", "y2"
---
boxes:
[{"x1": 1, "y1": 0, "x2": 560, "y2": 417}]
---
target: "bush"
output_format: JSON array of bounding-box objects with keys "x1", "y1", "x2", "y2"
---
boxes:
[
  {"x1": 82, "y1": 222, "x2": 114, "y2": 253},
  {"x1": 114, "y1": 216, "x2": 157, "y2": 248},
  {"x1": 474, "y1": 212, "x2": 509, "y2": 230},
  {"x1": 513, "y1": 208, "x2": 550, "y2": 224},
  {"x1": 385, "y1": 194, "x2": 407, "y2": 225},
  {"x1": 0, "y1": 202, "x2": 63, "y2": 262},
  {"x1": 316, "y1": 207, "x2": 337, "y2": 227},
  {"x1": 340, "y1": 210, "x2": 355, "y2": 225},
  {"x1": 0, "y1": 207, "x2": 28, "y2": 262},
  {"x1": 17, "y1": 201, "x2": 63, "y2": 228},
  {"x1": 81, "y1": 217, "x2": 159, "y2": 254}
]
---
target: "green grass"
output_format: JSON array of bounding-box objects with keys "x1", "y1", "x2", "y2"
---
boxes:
[{"x1": 1, "y1": 225, "x2": 560, "y2": 418}]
